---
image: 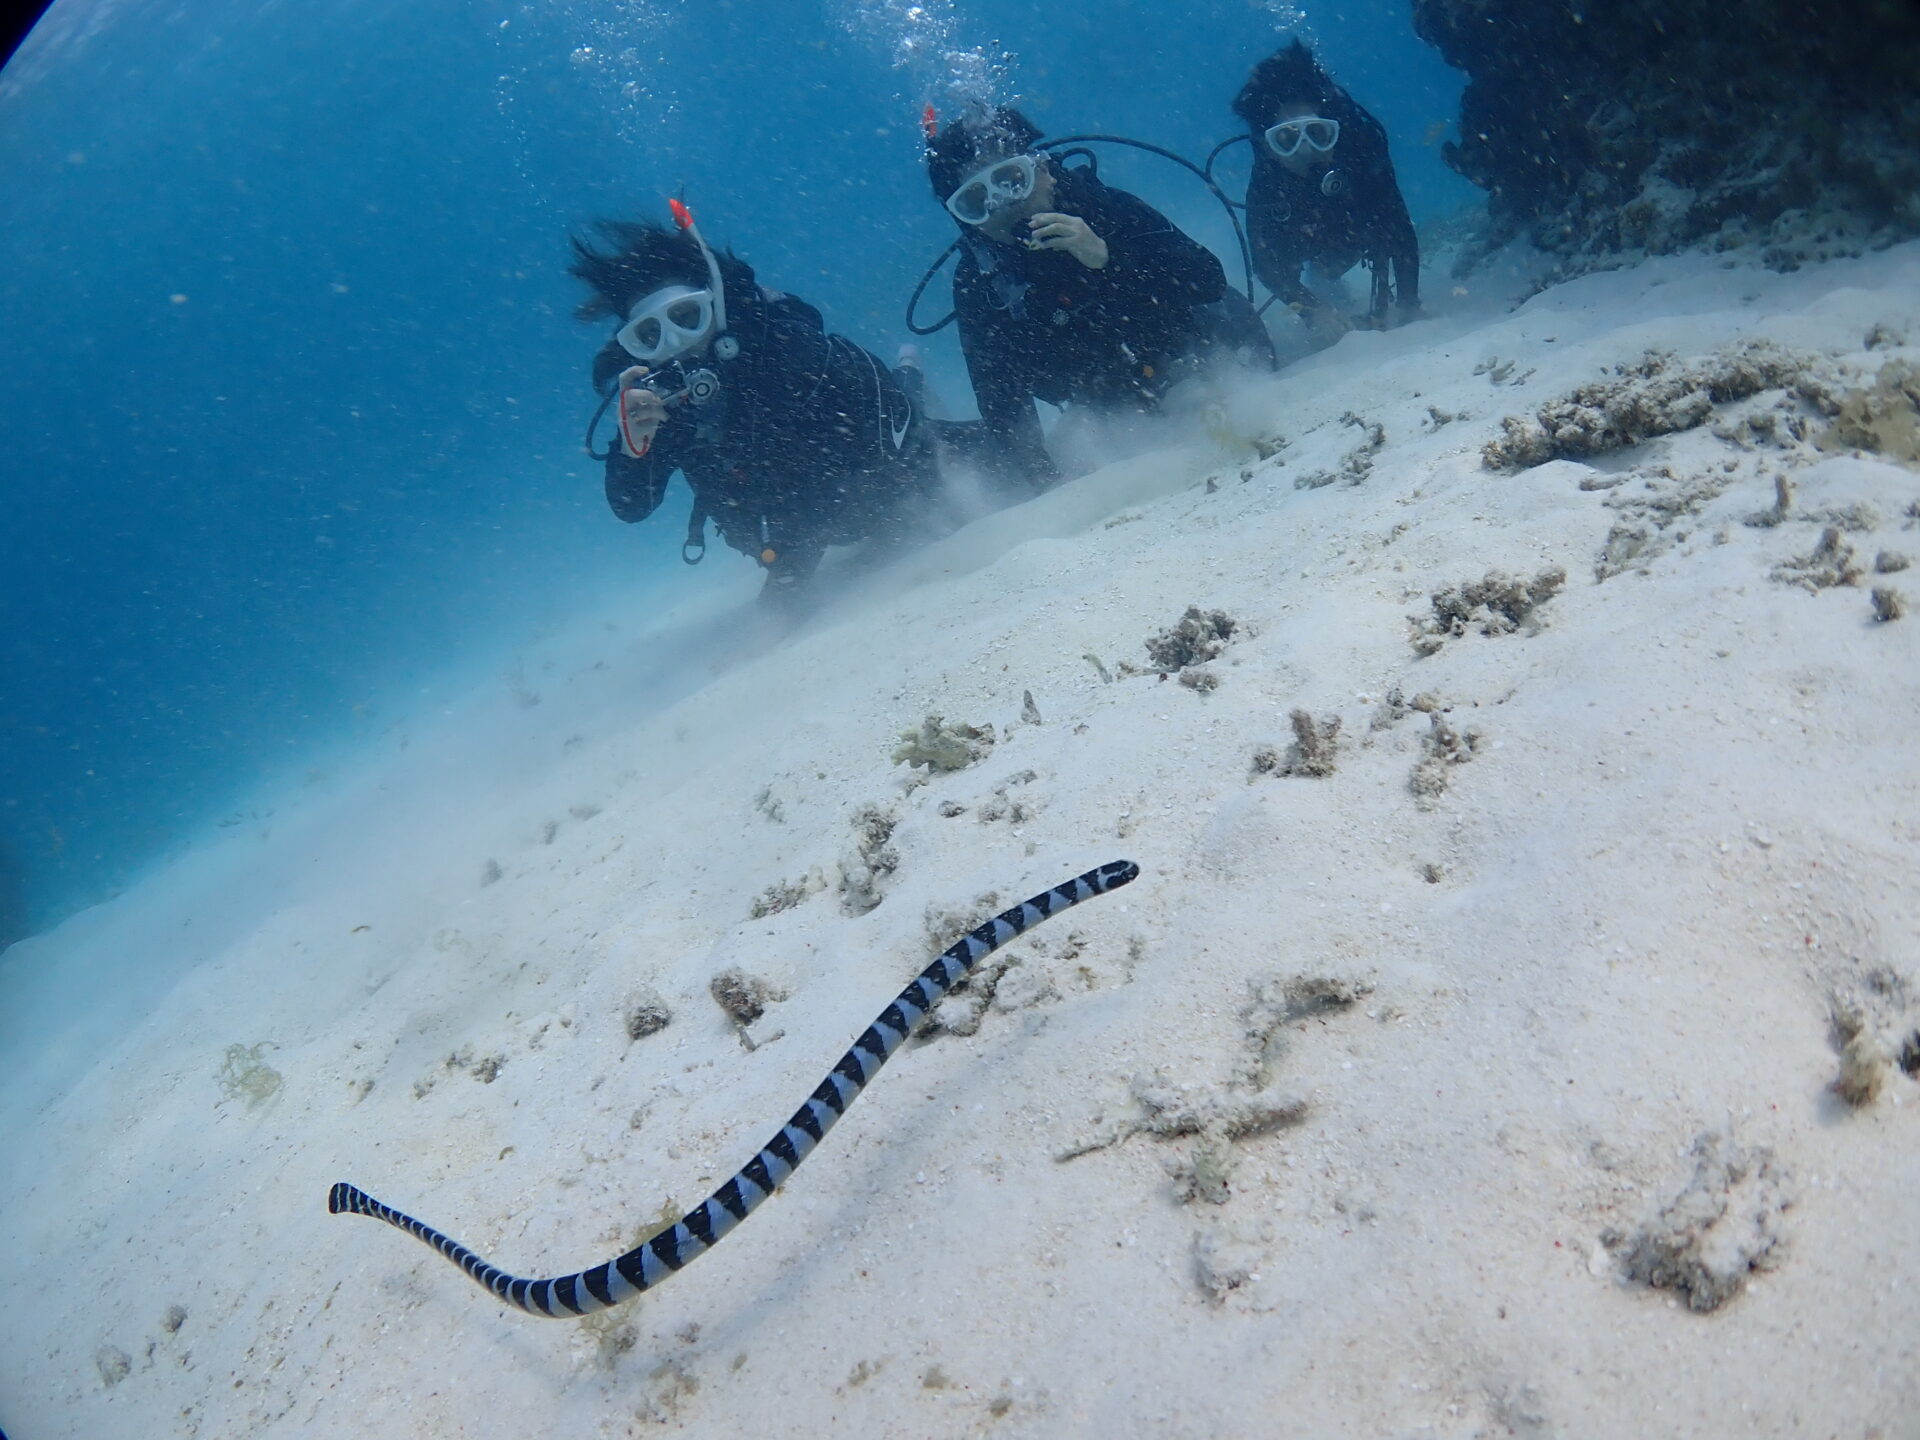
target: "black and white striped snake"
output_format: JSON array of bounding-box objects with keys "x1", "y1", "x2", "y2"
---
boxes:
[{"x1": 330, "y1": 859, "x2": 1138, "y2": 1317}]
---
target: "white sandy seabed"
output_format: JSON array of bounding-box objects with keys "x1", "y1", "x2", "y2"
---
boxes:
[{"x1": 2, "y1": 242, "x2": 1918, "y2": 1440}]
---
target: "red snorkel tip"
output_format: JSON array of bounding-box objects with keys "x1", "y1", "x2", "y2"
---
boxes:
[
  {"x1": 920, "y1": 103, "x2": 939, "y2": 141},
  {"x1": 669, "y1": 197, "x2": 695, "y2": 230}
]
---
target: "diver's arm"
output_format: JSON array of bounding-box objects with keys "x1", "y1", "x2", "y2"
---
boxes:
[
  {"x1": 1365, "y1": 172, "x2": 1420, "y2": 320},
  {"x1": 1353, "y1": 125, "x2": 1421, "y2": 321},
  {"x1": 1249, "y1": 209, "x2": 1317, "y2": 312},
  {"x1": 958, "y1": 309, "x2": 1058, "y2": 490},
  {"x1": 605, "y1": 446, "x2": 672, "y2": 523},
  {"x1": 1244, "y1": 168, "x2": 1319, "y2": 313}
]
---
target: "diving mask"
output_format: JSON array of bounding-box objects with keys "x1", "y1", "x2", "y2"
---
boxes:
[
  {"x1": 1264, "y1": 116, "x2": 1340, "y2": 159},
  {"x1": 617, "y1": 285, "x2": 718, "y2": 365},
  {"x1": 944, "y1": 152, "x2": 1040, "y2": 226}
]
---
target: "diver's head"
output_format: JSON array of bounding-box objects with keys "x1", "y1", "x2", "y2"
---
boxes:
[
  {"x1": 1263, "y1": 105, "x2": 1341, "y2": 177},
  {"x1": 926, "y1": 106, "x2": 1055, "y2": 243},
  {"x1": 1232, "y1": 40, "x2": 1343, "y2": 175},
  {"x1": 568, "y1": 218, "x2": 754, "y2": 362}
]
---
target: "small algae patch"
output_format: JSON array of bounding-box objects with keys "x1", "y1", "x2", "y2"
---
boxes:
[
  {"x1": 216, "y1": 1042, "x2": 282, "y2": 1110},
  {"x1": 892, "y1": 715, "x2": 995, "y2": 773},
  {"x1": 1817, "y1": 359, "x2": 1920, "y2": 464}
]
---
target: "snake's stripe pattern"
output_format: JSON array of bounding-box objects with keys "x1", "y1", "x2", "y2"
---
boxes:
[{"x1": 330, "y1": 859, "x2": 1138, "y2": 1317}]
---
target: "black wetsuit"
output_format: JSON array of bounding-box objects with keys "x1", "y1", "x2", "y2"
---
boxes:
[
  {"x1": 1245, "y1": 103, "x2": 1419, "y2": 326},
  {"x1": 952, "y1": 167, "x2": 1268, "y2": 488},
  {"x1": 595, "y1": 286, "x2": 934, "y2": 588}
]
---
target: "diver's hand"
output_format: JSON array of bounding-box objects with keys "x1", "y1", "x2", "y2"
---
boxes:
[
  {"x1": 617, "y1": 366, "x2": 670, "y2": 458},
  {"x1": 1026, "y1": 213, "x2": 1108, "y2": 270}
]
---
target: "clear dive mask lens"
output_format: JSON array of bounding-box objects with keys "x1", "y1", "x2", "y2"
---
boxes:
[
  {"x1": 616, "y1": 285, "x2": 717, "y2": 364},
  {"x1": 945, "y1": 153, "x2": 1040, "y2": 226},
  {"x1": 1263, "y1": 116, "x2": 1341, "y2": 159}
]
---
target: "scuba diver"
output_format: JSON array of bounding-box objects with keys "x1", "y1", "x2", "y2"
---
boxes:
[
  {"x1": 1231, "y1": 40, "x2": 1421, "y2": 338},
  {"x1": 572, "y1": 206, "x2": 939, "y2": 602},
  {"x1": 925, "y1": 106, "x2": 1273, "y2": 491}
]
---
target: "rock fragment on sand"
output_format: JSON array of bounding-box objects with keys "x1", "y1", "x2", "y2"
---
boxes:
[
  {"x1": 1412, "y1": 567, "x2": 1565, "y2": 654},
  {"x1": 1192, "y1": 1225, "x2": 1265, "y2": 1303},
  {"x1": 838, "y1": 804, "x2": 899, "y2": 914},
  {"x1": 1410, "y1": 703, "x2": 1480, "y2": 806},
  {"x1": 1178, "y1": 666, "x2": 1219, "y2": 693},
  {"x1": 1608, "y1": 1129, "x2": 1791, "y2": 1313},
  {"x1": 1286, "y1": 709, "x2": 1340, "y2": 777},
  {"x1": 95, "y1": 1345, "x2": 131, "y2": 1388},
  {"x1": 623, "y1": 986, "x2": 672, "y2": 1041},
  {"x1": 1772, "y1": 526, "x2": 1863, "y2": 591},
  {"x1": 1252, "y1": 710, "x2": 1341, "y2": 779},
  {"x1": 709, "y1": 967, "x2": 778, "y2": 1028},
  {"x1": 1145, "y1": 606, "x2": 1237, "y2": 671},
  {"x1": 1827, "y1": 969, "x2": 1920, "y2": 1105}
]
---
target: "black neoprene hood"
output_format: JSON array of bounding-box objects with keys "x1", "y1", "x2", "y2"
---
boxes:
[{"x1": 925, "y1": 106, "x2": 1045, "y2": 201}]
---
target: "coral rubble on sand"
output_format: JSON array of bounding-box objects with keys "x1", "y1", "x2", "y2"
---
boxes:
[{"x1": 1483, "y1": 344, "x2": 1812, "y2": 472}]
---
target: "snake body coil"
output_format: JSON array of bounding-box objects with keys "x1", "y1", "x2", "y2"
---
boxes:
[{"x1": 330, "y1": 859, "x2": 1137, "y2": 1316}]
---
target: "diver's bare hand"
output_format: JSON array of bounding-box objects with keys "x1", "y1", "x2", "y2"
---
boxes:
[
  {"x1": 1027, "y1": 213, "x2": 1108, "y2": 270},
  {"x1": 617, "y1": 365, "x2": 669, "y2": 457}
]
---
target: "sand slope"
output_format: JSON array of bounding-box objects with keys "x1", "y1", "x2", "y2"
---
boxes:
[{"x1": 3, "y1": 242, "x2": 1918, "y2": 1439}]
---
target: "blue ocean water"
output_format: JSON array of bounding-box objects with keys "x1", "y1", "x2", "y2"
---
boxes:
[{"x1": 0, "y1": 0, "x2": 1471, "y2": 938}]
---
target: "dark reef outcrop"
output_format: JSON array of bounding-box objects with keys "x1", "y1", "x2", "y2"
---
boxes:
[{"x1": 1413, "y1": 0, "x2": 1920, "y2": 268}]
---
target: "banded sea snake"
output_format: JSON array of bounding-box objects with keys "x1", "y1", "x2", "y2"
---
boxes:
[{"x1": 330, "y1": 859, "x2": 1138, "y2": 1317}]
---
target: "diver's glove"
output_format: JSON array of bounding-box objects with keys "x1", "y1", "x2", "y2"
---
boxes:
[{"x1": 1025, "y1": 213, "x2": 1109, "y2": 270}]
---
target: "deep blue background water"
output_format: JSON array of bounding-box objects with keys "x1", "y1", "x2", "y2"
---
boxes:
[{"x1": 0, "y1": 0, "x2": 1474, "y2": 936}]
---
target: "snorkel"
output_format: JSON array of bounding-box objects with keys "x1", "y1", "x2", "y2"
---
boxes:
[{"x1": 669, "y1": 197, "x2": 729, "y2": 339}]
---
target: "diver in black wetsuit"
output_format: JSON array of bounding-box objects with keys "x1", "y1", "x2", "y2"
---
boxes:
[
  {"x1": 1232, "y1": 40, "x2": 1421, "y2": 339},
  {"x1": 925, "y1": 107, "x2": 1272, "y2": 491},
  {"x1": 571, "y1": 214, "x2": 937, "y2": 601}
]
